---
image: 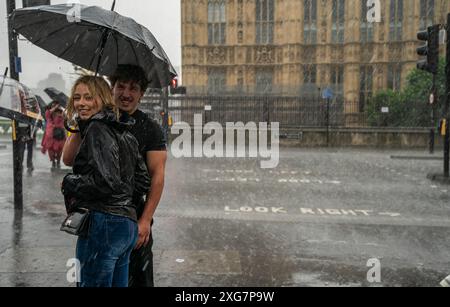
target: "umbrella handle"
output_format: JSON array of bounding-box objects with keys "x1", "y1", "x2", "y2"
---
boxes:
[{"x1": 64, "y1": 118, "x2": 80, "y2": 134}]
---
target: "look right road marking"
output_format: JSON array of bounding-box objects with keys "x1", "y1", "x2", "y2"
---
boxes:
[{"x1": 225, "y1": 206, "x2": 402, "y2": 218}]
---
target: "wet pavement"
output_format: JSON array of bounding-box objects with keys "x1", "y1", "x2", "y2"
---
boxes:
[{"x1": 0, "y1": 138, "x2": 449, "y2": 287}]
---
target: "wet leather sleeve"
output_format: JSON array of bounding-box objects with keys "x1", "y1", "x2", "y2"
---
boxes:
[{"x1": 62, "y1": 123, "x2": 122, "y2": 200}]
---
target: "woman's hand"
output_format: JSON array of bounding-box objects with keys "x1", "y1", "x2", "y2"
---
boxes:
[{"x1": 62, "y1": 133, "x2": 82, "y2": 167}]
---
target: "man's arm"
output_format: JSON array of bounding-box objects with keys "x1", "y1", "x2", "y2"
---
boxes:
[
  {"x1": 63, "y1": 133, "x2": 82, "y2": 167},
  {"x1": 135, "y1": 150, "x2": 167, "y2": 249}
]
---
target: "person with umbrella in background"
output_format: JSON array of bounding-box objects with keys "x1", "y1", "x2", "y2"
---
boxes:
[
  {"x1": 44, "y1": 87, "x2": 68, "y2": 109},
  {"x1": 17, "y1": 89, "x2": 36, "y2": 174},
  {"x1": 0, "y1": 74, "x2": 43, "y2": 175},
  {"x1": 41, "y1": 101, "x2": 66, "y2": 170}
]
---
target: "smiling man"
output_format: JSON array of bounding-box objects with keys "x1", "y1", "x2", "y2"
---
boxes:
[{"x1": 109, "y1": 65, "x2": 167, "y2": 287}]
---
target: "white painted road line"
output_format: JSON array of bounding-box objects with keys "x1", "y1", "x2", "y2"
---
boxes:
[
  {"x1": 209, "y1": 177, "x2": 342, "y2": 185},
  {"x1": 203, "y1": 169, "x2": 254, "y2": 174},
  {"x1": 378, "y1": 212, "x2": 401, "y2": 217},
  {"x1": 225, "y1": 206, "x2": 402, "y2": 218}
]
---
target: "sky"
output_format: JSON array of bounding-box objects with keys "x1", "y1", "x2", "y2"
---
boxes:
[{"x1": 0, "y1": 0, "x2": 181, "y2": 93}]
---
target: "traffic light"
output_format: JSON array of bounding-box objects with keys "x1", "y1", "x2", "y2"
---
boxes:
[
  {"x1": 417, "y1": 25, "x2": 440, "y2": 74},
  {"x1": 171, "y1": 78, "x2": 178, "y2": 89},
  {"x1": 169, "y1": 78, "x2": 187, "y2": 95}
]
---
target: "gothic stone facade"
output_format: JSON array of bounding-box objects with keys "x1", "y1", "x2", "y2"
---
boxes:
[{"x1": 182, "y1": 0, "x2": 450, "y2": 109}]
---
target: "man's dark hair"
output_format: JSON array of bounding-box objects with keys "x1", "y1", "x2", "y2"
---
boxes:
[{"x1": 109, "y1": 64, "x2": 149, "y2": 93}]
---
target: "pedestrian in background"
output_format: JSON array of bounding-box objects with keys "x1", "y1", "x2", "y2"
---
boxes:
[
  {"x1": 16, "y1": 90, "x2": 35, "y2": 174},
  {"x1": 41, "y1": 101, "x2": 66, "y2": 170},
  {"x1": 16, "y1": 122, "x2": 35, "y2": 174}
]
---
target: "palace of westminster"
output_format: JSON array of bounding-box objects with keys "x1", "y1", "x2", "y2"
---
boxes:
[{"x1": 181, "y1": 0, "x2": 450, "y2": 111}]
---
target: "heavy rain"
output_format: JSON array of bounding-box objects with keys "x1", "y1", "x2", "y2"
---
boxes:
[{"x1": 0, "y1": 0, "x2": 449, "y2": 290}]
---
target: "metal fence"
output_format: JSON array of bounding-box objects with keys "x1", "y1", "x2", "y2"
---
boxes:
[{"x1": 140, "y1": 95, "x2": 434, "y2": 129}]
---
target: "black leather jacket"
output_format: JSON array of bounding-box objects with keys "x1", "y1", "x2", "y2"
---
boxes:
[{"x1": 62, "y1": 110, "x2": 150, "y2": 222}]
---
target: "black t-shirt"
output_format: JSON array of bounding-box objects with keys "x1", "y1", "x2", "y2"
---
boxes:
[
  {"x1": 130, "y1": 109, "x2": 166, "y2": 217},
  {"x1": 130, "y1": 109, "x2": 167, "y2": 163}
]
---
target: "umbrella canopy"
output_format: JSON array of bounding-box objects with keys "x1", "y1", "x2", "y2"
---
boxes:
[
  {"x1": 44, "y1": 87, "x2": 68, "y2": 108},
  {"x1": 0, "y1": 76, "x2": 43, "y2": 127},
  {"x1": 11, "y1": 3, "x2": 177, "y2": 88}
]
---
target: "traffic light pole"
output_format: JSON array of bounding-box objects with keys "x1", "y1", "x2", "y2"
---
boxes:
[
  {"x1": 326, "y1": 98, "x2": 330, "y2": 147},
  {"x1": 430, "y1": 74, "x2": 436, "y2": 154},
  {"x1": 445, "y1": 14, "x2": 450, "y2": 178},
  {"x1": 7, "y1": 0, "x2": 19, "y2": 81},
  {"x1": 162, "y1": 86, "x2": 169, "y2": 142},
  {"x1": 6, "y1": 0, "x2": 23, "y2": 211}
]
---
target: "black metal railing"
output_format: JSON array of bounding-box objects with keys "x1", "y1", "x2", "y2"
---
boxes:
[{"x1": 141, "y1": 95, "x2": 434, "y2": 129}]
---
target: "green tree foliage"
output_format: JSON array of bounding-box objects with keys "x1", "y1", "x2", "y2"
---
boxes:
[{"x1": 367, "y1": 58, "x2": 445, "y2": 127}]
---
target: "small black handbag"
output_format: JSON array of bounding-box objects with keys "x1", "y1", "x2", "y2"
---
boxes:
[{"x1": 60, "y1": 209, "x2": 91, "y2": 237}]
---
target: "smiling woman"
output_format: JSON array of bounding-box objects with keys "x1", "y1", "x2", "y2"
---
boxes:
[
  {"x1": 73, "y1": 85, "x2": 101, "y2": 120},
  {"x1": 66, "y1": 76, "x2": 119, "y2": 127}
]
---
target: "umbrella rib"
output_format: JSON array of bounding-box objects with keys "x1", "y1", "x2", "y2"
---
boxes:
[
  {"x1": 127, "y1": 37, "x2": 140, "y2": 67},
  {"x1": 89, "y1": 29, "x2": 109, "y2": 71},
  {"x1": 113, "y1": 33, "x2": 119, "y2": 68}
]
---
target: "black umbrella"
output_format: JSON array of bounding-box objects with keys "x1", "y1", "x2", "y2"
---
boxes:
[
  {"x1": 11, "y1": 2, "x2": 177, "y2": 88},
  {"x1": 44, "y1": 87, "x2": 68, "y2": 108}
]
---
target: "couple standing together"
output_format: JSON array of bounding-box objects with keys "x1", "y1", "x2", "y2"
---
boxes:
[{"x1": 61, "y1": 65, "x2": 167, "y2": 287}]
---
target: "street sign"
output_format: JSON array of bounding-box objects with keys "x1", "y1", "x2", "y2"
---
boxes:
[
  {"x1": 205, "y1": 105, "x2": 212, "y2": 111},
  {"x1": 381, "y1": 107, "x2": 389, "y2": 113},
  {"x1": 430, "y1": 93, "x2": 435, "y2": 104},
  {"x1": 14, "y1": 57, "x2": 22, "y2": 74},
  {"x1": 322, "y1": 87, "x2": 334, "y2": 100}
]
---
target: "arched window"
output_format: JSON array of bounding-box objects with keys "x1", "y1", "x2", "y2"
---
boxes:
[
  {"x1": 256, "y1": 0, "x2": 275, "y2": 44},
  {"x1": 389, "y1": 0, "x2": 403, "y2": 41},
  {"x1": 420, "y1": 0, "x2": 434, "y2": 30},
  {"x1": 304, "y1": 0, "x2": 317, "y2": 44},
  {"x1": 208, "y1": 0, "x2": 226, "y2": 45},
  {"x1": 332, "y1": 0, "x2": 345, "y2": 44},
  {"x1": 361, "y1": 2, "x2": 374, "y2": 42}
]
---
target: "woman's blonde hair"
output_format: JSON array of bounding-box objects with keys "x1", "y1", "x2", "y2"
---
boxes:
[{"x1": 66, "y1": 76, "x2": 119, "y2": 126}]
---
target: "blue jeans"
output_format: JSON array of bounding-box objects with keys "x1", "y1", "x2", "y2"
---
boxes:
[{"x1": 76, "y1": 211, "x2": 138, "y2": 287}]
